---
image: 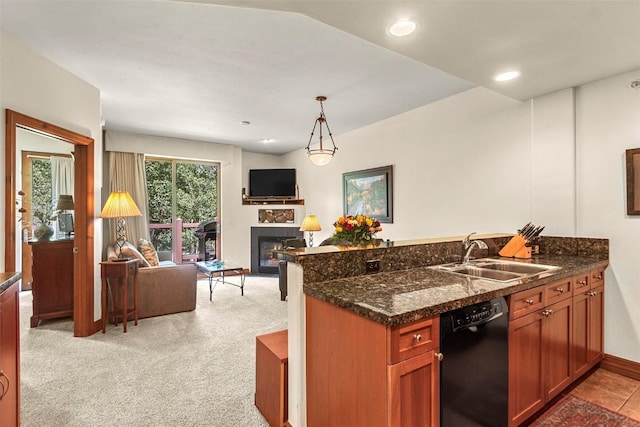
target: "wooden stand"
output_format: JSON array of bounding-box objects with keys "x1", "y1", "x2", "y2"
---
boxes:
[
  {"x1": 242, "y1": 198, "x2": 304, "y2": 206},
  {"x1": 255, "y1": 329, "x2": 288, "y2": 427},
  {"x1": 100, "y1": 259, "x2": 139, "y2": 333}
]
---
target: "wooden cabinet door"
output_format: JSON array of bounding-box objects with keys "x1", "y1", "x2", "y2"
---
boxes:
[
  {"x1": 544, "y1": 297, "x2": 572, "y2": 401},
  {"x1": 509, "y1": 310, "x2": 544, "y2": 427},
  {"x1": 572, "y1": 289, "x2": 590, "y2": 378},
  {"x1": 387, "y1": 351, "x2": 439, "y2": 427},
  {"x1": 0, "y1": 282, "x2": 20, "y2": 427},
  {"x1": 30, "y1": 240, "x2": 74, "y2": 327},
  {"x1": 305, "y1": 295, "x2": 387, "y2": 427},
  {"x1": 588, "y1": 285, "x2": 604, "y2": 366}
]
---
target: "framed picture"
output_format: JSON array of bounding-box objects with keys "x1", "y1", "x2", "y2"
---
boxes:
[
  {"x1": 626, "y1": 148, "x2": 640, "y2": 215},
  {"x1": 343, "y1": 165, "x2": 393, "y2": 223},
  {"x1": 58, "y1": 212, "x2": 74, "y2": 234}
]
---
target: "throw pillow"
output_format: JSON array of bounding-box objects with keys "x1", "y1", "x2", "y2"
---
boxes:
[
  {"x1": 138, "y1": 238, "x2": 159, "y2": 267},
  {"x1": 119, "y1": 242, "x2": 150, "y2": 267}
]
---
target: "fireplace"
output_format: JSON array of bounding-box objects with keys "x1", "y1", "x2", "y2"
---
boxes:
[
  {"x1": 251, "y1": 226, "x2": 304, "y2": 274},
  {"x1": 258, "y1": 236, "x2": 293, "y2": 274}
]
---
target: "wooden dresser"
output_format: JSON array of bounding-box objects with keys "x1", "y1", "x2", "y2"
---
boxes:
[{"x1": 28, "y1": 239, "x2": 74, "y2": 327}]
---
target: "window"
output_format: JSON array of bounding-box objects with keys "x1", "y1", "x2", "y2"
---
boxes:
[{"x1": 145, "y1": 158, "x2": 219, "y2": 262}]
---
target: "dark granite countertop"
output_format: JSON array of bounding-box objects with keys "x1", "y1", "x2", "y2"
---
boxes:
[
  {"x1": 0, "y1": 272, "x2": 22, "y2": 294},
  {"x1": 303, "y1": 254, "x2": 609, "y2": 328}
]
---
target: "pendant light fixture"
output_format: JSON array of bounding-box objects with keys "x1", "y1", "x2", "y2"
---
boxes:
[{"x1": 305, "y1": 96, "x2": 337, "y2": 166}]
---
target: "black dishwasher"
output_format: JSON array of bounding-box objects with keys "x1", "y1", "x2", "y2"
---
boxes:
[{"x1": 440, "y1": 297, "x2": 509, "y2": 427}]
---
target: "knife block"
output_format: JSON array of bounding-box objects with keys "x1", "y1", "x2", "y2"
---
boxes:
[
  {"x1": 499, "y1": 235, "x2": 529, "y2": 258},
  {"x1": 513, "y1": 245, "x2": 532, "y2": 259}
]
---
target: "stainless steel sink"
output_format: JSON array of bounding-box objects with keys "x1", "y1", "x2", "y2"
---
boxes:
[{"x1": 431, "y1": 258, "x2": 560, "y2": 282}]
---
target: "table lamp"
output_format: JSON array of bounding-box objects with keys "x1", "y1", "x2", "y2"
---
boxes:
[
  {"x1": 300, "y1": 214, "x2": 321, "y2": 247},
  {"x1": 100, "y1": 191, "x2": 142, "y2": 258}
]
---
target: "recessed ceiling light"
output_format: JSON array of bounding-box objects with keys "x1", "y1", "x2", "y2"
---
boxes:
[
  {"x1": 494, "y1": 71, "x2": 521, "y2": 82},
  {"x1": 388, "y1": 19, "x2": 417, "y2": 37},
  {"x1": 261, "y1": 138, "x2": 275, "y2": 143}
]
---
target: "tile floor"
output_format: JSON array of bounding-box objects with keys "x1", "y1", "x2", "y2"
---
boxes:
[
  {"x1": 524, "y1": 368, "x2": 640, "y2": 425},
  {"x1": 568, "y1": 368, "x2": 640, "y2": 421}
]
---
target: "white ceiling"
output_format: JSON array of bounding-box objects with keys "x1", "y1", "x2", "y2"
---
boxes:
[{"x1": 1, "y1": 1, "x2": 639, "y2": 155}]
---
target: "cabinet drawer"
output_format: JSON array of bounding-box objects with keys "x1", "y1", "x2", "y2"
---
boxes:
[
  {"x1": 573, "y1": 273, "x2": 589, "y2": 296},
  {"x1": 590, "y1": 268, "x2": 605, "y2": 288},
  {"x1": 545, "y1": 278, "x2": 572, "y2": 305},
  {"x1": 388, "y1": 316, "x2": 439, "y2": 364},
  {"x1": 509, "y1": 287, "x2": 544, "y2": 320}
]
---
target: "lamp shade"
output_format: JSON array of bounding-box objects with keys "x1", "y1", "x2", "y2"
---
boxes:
[
  {"x1": 308, "y1": 150, "x2": 334, "y2": 167},
  {"x1": 99, "y1": 191, "x2": 142, "y2": 218},
  {"x1": 300, "y1": 214, "x2": 321, "y2": 232},
  {"x1": 56, "y1": 194, "x2": 75, "y2": 211}
]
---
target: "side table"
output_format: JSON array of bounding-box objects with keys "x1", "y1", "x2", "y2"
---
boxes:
[{"x1": 100, "y1": 259, "x2": 139, "y2": 333}]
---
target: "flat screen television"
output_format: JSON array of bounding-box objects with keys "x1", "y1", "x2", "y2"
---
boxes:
[{"x1": 249, "y1": 168, "x2": 296, "y2": 198}]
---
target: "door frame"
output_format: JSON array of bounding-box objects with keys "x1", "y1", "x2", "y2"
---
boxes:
[{"x1": 4, "y1": 109, "x2": 96, "y2": 337}]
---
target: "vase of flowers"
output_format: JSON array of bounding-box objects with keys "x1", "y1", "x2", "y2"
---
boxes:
[
  {"x1": 18, "y1": 190, "x2": 58, "y2": 241},
  {"x1": 332, "y1": 214, "x2": 382, "y2": 247},
  {"x1": 33, "y1": 223, "x2": 55, "y2": 241}
]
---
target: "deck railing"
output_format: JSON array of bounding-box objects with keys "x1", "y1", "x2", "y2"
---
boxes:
[{"x1": 148, "y1": 219, "x2": 203, "y2": 264}]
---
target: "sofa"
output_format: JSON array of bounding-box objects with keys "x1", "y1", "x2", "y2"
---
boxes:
[{"x1": 107, "y1": 245, "x2": 197, "y2": 318}]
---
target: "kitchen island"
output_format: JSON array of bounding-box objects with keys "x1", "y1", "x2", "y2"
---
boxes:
[{"x1": 277, "y1": 233, "x2": 608, "y2": 427}]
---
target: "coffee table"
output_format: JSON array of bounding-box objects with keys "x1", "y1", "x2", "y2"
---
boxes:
[{"x1": 195, "y1": 260, "x2": 247, "y2": 301}]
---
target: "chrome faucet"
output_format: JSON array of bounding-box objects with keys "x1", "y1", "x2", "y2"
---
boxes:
[{"x1": 461, "y1": 232, "x2": 488, "y2": 264}]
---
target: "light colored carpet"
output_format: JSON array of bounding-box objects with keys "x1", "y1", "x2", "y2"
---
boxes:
[{"x1": 19, "y1": 275, "x2": 287, "y2": 426}]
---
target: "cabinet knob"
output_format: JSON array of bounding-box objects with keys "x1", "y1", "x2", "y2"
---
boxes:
[
  {"x1": 525, "y1": 299, "x2": 534, "y2": 305},
  {"x1": 414, "y1": 334, "x2": 423, "y2": 343},
  {"x1": 542, "y1": 309, "x2": 553, "y2": 317},
  {"x1": 555, "y1": 287, "x2": 565, "y2": 293},
  {"x1": 578, "y1": 279, "x2": 587, "y2": 285},
  {"x1": 589, "y1": 291, "x2": 598, "y2": 297},
  {"x1": 435, "y1": 352, "x2": 444, "y2": 362},
  {"x1": 0, "y1": 370, "x2": 9, "y2": 399},
  {"x1": 594, "y1": 274, "x2": 603, "y2": 280}
]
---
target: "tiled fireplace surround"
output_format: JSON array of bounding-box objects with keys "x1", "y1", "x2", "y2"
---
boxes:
[{"x1": 250, "y1": 226, "x2": 303, "y2": 274}]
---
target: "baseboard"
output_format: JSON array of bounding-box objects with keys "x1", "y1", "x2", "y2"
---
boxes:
[
  {"x1": 284, "y1": 421, "x2": 293, "y2": 427},
  {"x1": 602, "y1": 353, "x2": 640, "y2": 381}
]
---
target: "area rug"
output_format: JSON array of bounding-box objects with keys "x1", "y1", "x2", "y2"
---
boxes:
[{"x1": 531, "y1": 394, "x2": 640, "y2": 427}]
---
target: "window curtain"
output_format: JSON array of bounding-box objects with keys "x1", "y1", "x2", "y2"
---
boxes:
[
  {"x1": 106, "y1": 151, "x2": 149, "y2": 245},
  {"x1": 50, "y1": 155, "x2": 74, "y2": 208}
]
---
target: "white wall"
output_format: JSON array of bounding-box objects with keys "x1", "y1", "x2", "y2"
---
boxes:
[
  {"x1": 0, "y1": 32, "x2": 103, "y2": 319},
  {"x1": 575, "y1": 69, "x2": 640, "y2": 362},
  {"x1": 285, "y1": 87, "x2": 532, "y2": 244},
  {"x1": 531, "y1": 88, "x2": 577, "y2": 236}
]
